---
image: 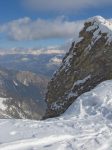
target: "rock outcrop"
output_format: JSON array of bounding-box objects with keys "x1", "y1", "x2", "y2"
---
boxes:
[{"x1": 45, "y1": 16, "x2": 112, "y2": 118}]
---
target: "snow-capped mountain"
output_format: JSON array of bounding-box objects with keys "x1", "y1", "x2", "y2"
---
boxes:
[
  {"x1": 0, "y1": 67, "x2": 48, "y2": 119},
  {"x1": 0, "y1": 49, "x2": 65, "y2": 119},
  {"x1": 1, "y1": 16, "x2": 112, "y2": 150},
  {"x1": 45, "y1": 16, "x2": 112, "y2": 117},
  {"x1": 0, "y1": 80, "x2": 112, "y2": 150}
]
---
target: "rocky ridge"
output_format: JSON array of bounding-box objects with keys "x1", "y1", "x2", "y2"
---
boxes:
[{"x1": 45, "y1": 16, "x2": 112, "y2": 118}]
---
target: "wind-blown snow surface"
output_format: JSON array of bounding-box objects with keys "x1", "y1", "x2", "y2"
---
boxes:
[{"x1": 0, "y1": 80, "x2": 112, "y2": 150}]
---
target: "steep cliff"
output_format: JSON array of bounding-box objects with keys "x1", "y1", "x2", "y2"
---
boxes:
[{"x1": 45, "y1": 16, "x2": 112, "y2": 118}]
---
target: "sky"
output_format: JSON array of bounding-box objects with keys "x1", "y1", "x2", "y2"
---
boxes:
[{"x1": 0, "y1": 0, "x2": 112, "y2": 49}]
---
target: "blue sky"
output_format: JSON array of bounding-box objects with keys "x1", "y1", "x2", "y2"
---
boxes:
[{"x1": 0, "y1": 0, "x2": 112, "y2": 49}]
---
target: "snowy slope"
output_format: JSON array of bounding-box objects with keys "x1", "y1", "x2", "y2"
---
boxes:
[
  {"x1": 86, "y1": 16, "x2": 112, "y2": 45},
  {"x1": 0, "y1": 80, "x2": 112, "y2": 150}
]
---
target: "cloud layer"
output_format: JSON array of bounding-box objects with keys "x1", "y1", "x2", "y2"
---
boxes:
[
  {"x1": 0, "y1": 17, "x2": 84, "y2": 41},
  {"x1": 23, "y1": 0, "x2": 112, "y2": 12}
]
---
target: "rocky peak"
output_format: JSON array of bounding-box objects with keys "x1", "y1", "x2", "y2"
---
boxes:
[{"x1": 45, "y1": 16, "x2": 112, "y2": 118}]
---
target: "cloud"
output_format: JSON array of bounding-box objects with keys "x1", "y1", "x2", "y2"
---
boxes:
[
  {"x1": 0, "y1": 17, "x2": 84, "y2": 41},
  {"x1": 0, "y1": 45, "x2": 67, "y2": 56},
  {"x1": 22, "y1": 0, "x2": 112, "y2": 13}
]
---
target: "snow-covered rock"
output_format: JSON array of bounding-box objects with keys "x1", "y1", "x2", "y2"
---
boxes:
[
  {"x1": 0, "y1": 80, "x2": 112, "y2": 150},
  {"x1": 45, "y1": 16, "x2": 112, "y2": 117}
]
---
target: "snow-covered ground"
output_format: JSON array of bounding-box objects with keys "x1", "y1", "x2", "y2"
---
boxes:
[{"x1": 0, "y1": 80, "x2": 112, "y2": 150}]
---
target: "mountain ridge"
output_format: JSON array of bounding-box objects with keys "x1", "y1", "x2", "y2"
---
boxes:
[
  {"x1": 0, "y1": 67, "x2": 48, "y2": 119},
  {"x1": 45, "y1": 16, "x2": 112, "y2": 118}
]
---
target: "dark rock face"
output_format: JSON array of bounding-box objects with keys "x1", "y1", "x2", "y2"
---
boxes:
[
  {"x1": 0, "y1": 68, "x2": 48, "y2": 120},
  {"x1": 45, "y1": 16, "x2": 112, "y2": 118}
]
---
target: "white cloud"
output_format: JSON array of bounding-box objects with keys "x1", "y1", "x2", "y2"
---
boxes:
[
  {"x1": 0, "y1": 17, "x2": 84, "y2": 41},
  {"x1": 0, "y1": 46, "x2": 66, "y2": 55},
  {"x1": 22, "y1": 0, "x2": 112, "y2": 12}
]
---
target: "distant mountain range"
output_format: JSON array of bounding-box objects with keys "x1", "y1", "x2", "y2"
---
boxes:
[
  {"x1": 0, "y1": 49, "x2": 65, "y2": 77},
  {"x1": 0, "y1": 49, "x2": 65, "y2": 119},
  {"x1": 0, "y1": 67, "x2": 49, "y2": 119}
]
